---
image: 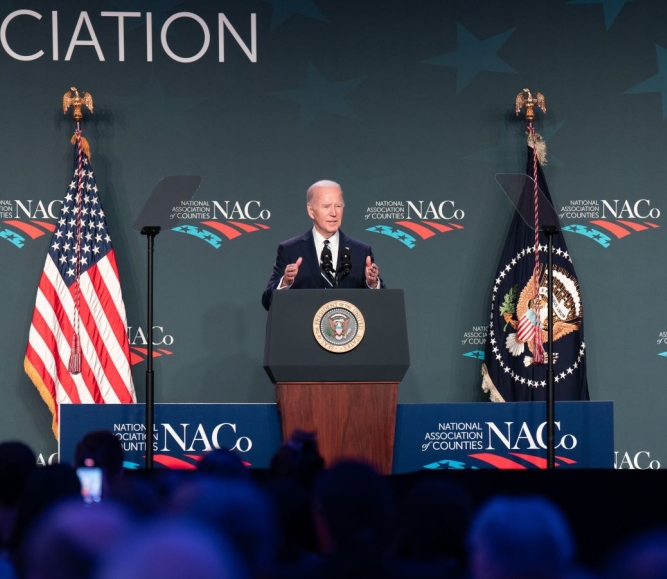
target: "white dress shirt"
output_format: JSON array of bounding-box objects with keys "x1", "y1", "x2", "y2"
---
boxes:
[{"x1": 312, "y1": 228, "x2": 339, "y2": 270}]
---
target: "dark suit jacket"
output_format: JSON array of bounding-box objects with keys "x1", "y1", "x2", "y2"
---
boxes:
[{"x1": 262, "y1": 229, "x2": 385, "y2": 310}]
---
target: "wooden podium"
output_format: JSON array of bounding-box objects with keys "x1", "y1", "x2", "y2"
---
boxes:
[{"x1": 264, "y1": 289, "x2": 410, "y2": 474}]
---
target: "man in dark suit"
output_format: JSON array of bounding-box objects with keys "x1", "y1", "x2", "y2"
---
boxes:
[{"x1": 262, "y1": 180, "x2": 384, "y2": 311}]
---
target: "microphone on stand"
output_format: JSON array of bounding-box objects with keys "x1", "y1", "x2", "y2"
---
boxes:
[
  {"x1": 336, "y1": 246, "x2": 351, "y2": 286},
  {"x1": 321, "y1": 243, "x2": 335, "y2": 286}
]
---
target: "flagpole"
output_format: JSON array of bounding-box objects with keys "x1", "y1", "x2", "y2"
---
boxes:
[
  {"x1": 141, "y1": 226, "x2": 161, "y2": 469},
  {"x1": 62, "y1": 88, "x2": 94, "y2": 376},
  {"x1": 516, "y1": 89, "x2": 557, "y2": 469}
]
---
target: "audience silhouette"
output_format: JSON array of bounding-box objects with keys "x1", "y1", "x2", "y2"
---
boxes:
[
  {"x1": 20, "y1": 499, "x2": 132, "y2": 579},
  {"x1": 74, "y1": 430, "x2": 125, "y2": 499},
  {"x1": 0, "y1": 442, "x2": 36, "y2": 559},
  {"x1": 603, "y1": 529, "x2": 667, "y2": 579},
  {"x1": 0, "y1": 428, "x2": 663, "y2": 579},
  {"x1": 467, "y1": 495, "x2": 575, "y2": 579}
]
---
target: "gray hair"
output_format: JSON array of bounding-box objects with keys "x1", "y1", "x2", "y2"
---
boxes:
[{"x1": 306, "y1": 180, "x2": 343, "y2": 205}]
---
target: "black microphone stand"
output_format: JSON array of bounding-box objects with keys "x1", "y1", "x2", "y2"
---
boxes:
[
  {"x1": 140, "y1": 226, "x2": 160, "y2": 469},
  {"x1": 133, "y1": 175, "x2": 203, "y2": 471},
  {"x1": 543, "y1": 225, "x2": 560, "y2": 470},
  {"x1": 335, "y1": 248, "x2": 351, "y2": 287},
  {"x1": 321, "y1": 244, "x2": 335, "y2": 287}
]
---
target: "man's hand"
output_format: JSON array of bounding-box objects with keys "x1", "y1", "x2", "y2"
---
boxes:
[
  {"x1": 365, "y1": 256, "x2": 380, "y2": 289},
  {"x1": 280, "y1": 257, "x2": 303, "y2": 288}
]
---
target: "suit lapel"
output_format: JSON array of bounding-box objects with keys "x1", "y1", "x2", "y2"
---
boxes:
[{"x1": 299, "y1": 230, "x2": 320, "y2": 279}]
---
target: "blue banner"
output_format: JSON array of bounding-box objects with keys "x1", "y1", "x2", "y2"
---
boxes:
[
  {"x1": 392, "y1": 401, "x2": 613, "y2": 471},
  {"x1": 59, "y1": 401, "x2": 613, "y2": 470},
  {"x1": 59, "y1": 403, "x2": 282, "y2": 469}
]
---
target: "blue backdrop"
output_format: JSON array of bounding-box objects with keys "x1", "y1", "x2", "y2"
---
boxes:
[{"x1": 0, "y1": 0, "x2": 664, "y2": 470}]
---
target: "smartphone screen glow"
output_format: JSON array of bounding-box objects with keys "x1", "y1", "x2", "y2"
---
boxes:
[{"x1": 76, "y1": 467, "x2": 103, "y2": 503}]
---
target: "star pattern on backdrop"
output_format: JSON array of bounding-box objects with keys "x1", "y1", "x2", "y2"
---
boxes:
[
  {"x1": 272, "y1": 63, "x2": 365, "y2": 128},
  {"x1": 567, "y1": 0, "x2": 635, "y2": 30},
  {"x1": 262, "y1": 0, "x2": 328, "y2": 30},
  {"x1": 625, "y1": 45, "x2": 667, "y2": 119},
  {"x1": 426, "y1": 23, "x2": 517, "y2": 94}
]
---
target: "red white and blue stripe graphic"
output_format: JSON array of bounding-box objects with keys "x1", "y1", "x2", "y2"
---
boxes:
[
  {"x1": 563, "y1": 220, "x2": 659, "y2": 247},
  {"x1": 366, "y1": 220, "x2": 464, "y2": 248},
  {"x1": 424, "y1": 453, "x2": 578, "y2": 470},
  {"x1": 0, "y1": 220, "x2": 55, "y2": 248},
  {"x1": 172, "y1": 220, "x2": 270, "y2": 248}
]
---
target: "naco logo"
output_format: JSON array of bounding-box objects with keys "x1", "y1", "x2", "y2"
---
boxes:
[
  {"x1": 36, "y1": 451, "x2": 59, "y2": 466},
  {"x1": 365, "y1": 200, "x2": 465, "y2": 248},
  {"x1": 161, "y1": 422, "x2": 252, "y2": 453},
  {"x1": 561, "y1": 198, "x2": 660, "y2": 248},
  {"x1": 484, "y1": 420, "x2": 577, "y2": 451},
  {"x1": 170, "y1": 200, "x2": 271, "y2": 249},
  {"x1": 127, "y1": 325, "x2": 174, "y2": 366},
  {"x1": 461, "y1": 325, "x2": 488, "y2": 362},
  {"x1": 657, "y1": 330, "x2": 667, "y2": 359},
  {"x1": 424, "y1": 420, "x2": 578, "y2": 470},
  {"x1": 118, "y1": 421, "x2": 253, "y2": 469},
  {"x1": 614, "y1": 451, "x2": 661, "y2": 470},
  {"x1": 0, "y1": 199, "x2": 61, "y2": 248}
]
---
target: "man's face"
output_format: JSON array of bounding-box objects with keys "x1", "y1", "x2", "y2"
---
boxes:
[{"x1": 307, "y1": 186, "x2": 344, "y2": 238}]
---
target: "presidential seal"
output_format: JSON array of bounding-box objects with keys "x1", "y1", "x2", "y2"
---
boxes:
[{"x1": 313, "y1": 300, "x2": 365, "y2": 353}]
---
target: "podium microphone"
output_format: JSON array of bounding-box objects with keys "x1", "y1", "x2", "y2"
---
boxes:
[
  {"x1": 336, "y1": 246, "x2": 351, "y2": 286},
  {"x1": 321, "y1": 245, "x2": 335, "y2": 286}
]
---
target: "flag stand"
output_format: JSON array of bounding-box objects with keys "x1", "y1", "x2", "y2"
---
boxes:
[{"x1": 140, "y1": 226, "x2": 160, "y2": 469}]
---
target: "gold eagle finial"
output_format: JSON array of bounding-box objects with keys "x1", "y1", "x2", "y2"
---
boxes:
[
  {"x1": 515, "y1": 88, "x2": 546, "y2": 123},
  {"x1": 63, "y1": 87, "x2": 94, "y2": 122}
]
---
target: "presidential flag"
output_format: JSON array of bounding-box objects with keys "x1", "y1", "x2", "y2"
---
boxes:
[
  {"x1": 24, "y1": 131, "x2": 136, "y2": 437},
  {"x1": 482, "y1": 143, "x2": 589, "y2": 402}
]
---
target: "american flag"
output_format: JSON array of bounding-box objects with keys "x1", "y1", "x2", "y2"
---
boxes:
[{"x1": 24, "y1": 132, "x2": 136, "y2": 437}]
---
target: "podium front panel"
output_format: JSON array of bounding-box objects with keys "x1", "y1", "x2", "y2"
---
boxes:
[{"x1": 264, "y1": 289, "x2": 410, "y2": 383}]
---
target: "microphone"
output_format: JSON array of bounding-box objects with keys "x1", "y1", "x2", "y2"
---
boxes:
[
  {"x1": 321, "y1": 243, "x2": 335, "y2": 285},
  {"x1": 336, "y1": 246, "x2": 351, "y2": 286}
]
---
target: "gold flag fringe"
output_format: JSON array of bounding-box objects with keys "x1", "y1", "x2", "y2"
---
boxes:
[
  {"x1": 70, "y1": 132, "x2": 91, "y2": 160},
  {"x1": 24, "y1": 356, "x2": 59, "y2": 439},
  {"x1": 526, "y1": 131, "x2": 547, "y2": 166},
  {"x1": 481, "y1": 363, "x2": 506, "y2": 403}
]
